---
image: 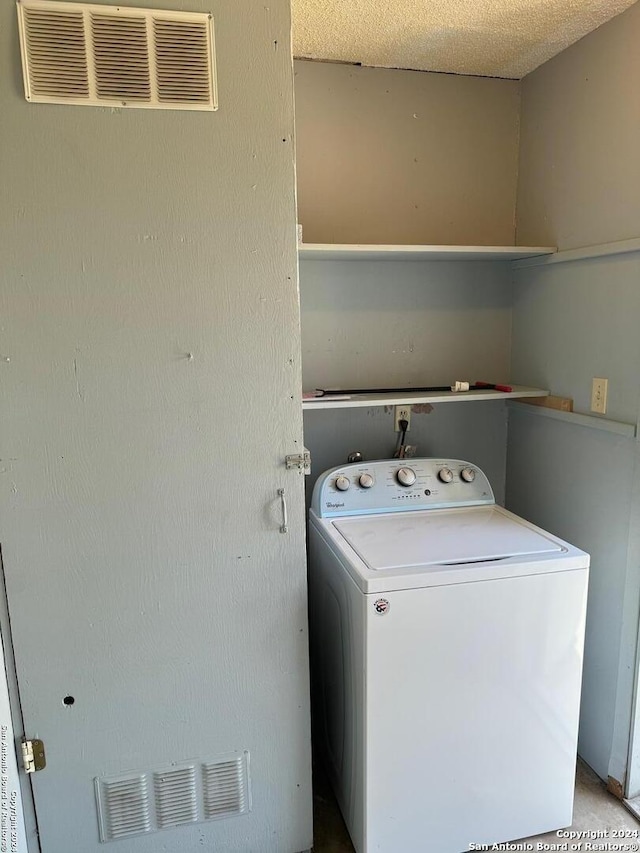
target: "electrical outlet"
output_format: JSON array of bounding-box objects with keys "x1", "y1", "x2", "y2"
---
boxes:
[
  {"x1": 591, "y1": 377, "x2": 608, "y2": 414},
  {"x1": 394, "y1": 405, "x2": 411, "y2": 432}
]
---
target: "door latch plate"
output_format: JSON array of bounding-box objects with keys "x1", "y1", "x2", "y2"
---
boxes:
[{"x1": 285, "y1": 450, "x2": 311, "y2": 474}]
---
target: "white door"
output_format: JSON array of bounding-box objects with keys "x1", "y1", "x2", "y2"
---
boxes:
[{"x1": 0, "y1": 1, "x2": 311, "y2": 851}]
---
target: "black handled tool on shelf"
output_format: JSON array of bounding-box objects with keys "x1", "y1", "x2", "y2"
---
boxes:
[{"x1": 312, "y1": 381, "x2": 513, "y2": 397}]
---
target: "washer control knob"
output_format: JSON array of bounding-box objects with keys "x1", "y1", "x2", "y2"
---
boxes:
[
  {"x1": 460, "y1": 467, "x2": 476, "y2": 483},
  {"x1": 438, "y1": 467, "x2": 454, "y2": 483},
  {"x1": 396, "y1": 467, "x2": 417, "y2": 487},
  {"x1": 359, "y1": 473, "x2": 374, "y2": 489},
  {"x1": 335, "y1": 475, "x2": 351, "y2": 492}
]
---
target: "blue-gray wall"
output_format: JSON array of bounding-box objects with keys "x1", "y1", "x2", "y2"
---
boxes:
[
  {"x1": 294, "y1": 61, "x2": 520, "y2": 246},
  {"x1": 301, "y1": 258, "x2": 513, "y2": 504},
  {"x1": 507, "y1": 252, "x2": 640, "y2": 783},
  {"x1": 304, "y1": 402, "x2": 509, "y2": 506},
  {"x1": 511, "y1": 0, "x2": 640, "y2": 788},
  {"x1": 516, "y1": 2, "x2": 640, "y2": 251}
]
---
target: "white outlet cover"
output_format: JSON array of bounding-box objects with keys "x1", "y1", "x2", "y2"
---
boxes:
[{"x1": 591, "y1": 377, "x2": 608, "y2": 414}]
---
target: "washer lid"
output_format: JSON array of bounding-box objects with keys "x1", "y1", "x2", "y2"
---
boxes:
[{"x1": 332, "y1": 506, "x2": 565, "y2": 571}]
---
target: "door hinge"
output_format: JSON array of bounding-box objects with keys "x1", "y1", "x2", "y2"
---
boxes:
[
  {"x1": 21, "y1": 739, "x2": 46, "y2": 774},
  {"x1": 285, "y1": 449, "x2": 311, "y2": 474}
]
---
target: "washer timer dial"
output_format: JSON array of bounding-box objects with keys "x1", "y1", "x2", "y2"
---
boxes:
[{"x1": 396, "y1": 467, "x2": 417, "y2": 487}]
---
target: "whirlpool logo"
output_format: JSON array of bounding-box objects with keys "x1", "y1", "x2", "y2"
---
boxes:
[{"x1": 326, "y1": 501, "x2": 345, "y2": 509}]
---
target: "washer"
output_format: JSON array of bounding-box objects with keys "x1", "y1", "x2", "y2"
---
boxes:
[{"x1": 308, "y1": 458, "x2": 589, "y2": 853}]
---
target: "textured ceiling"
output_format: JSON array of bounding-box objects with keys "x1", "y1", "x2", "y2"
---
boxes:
[{"x1": 292, "y1": 0, "x2": 636, "y2": 79}]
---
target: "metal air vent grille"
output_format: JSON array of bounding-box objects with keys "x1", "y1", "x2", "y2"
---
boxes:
[
  {"x1": 91, "y1": 12, "x2": 150, "y2": 101},
  {"x1": 17, "y1": 0, "x2": 217, "y2": 110},
  {"x1": 20, "y1": 5, "x2": 89, "y2": 98},
  {"x1": 154, "y1": 18, "x2": 211, "y2": 104},
  {"x1": 95, "y1": 773, "x2": 151, "y2": 841},
  {"x1": 153, "y1": 765, "x2": 198, "y2": 829},
  {"x1": 202, "y1": 754, "x2": 250, "y2": 819},
  {"x1": 95, "y1": 751, "x2": 250, "y2": 842}
]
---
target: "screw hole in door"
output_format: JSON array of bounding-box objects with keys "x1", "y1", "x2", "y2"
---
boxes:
[{"x1": 63, "y1": 695, "x2": 75, "y2": 706}]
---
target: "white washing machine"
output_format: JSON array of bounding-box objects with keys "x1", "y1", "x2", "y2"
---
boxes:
[{"x1": 308, "y1": 458, "x2": 589, "y2": 853}]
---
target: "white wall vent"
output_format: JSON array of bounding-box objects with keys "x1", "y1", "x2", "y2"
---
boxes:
[
  {"x1": 202, "y1": 754, "x2": 250, "y2": 820},
  {"x1": 16, "y1": 0, "x2": 217, "y2": 111},
  {"x1": 95, "y1": 773, "x2": 152, "y2": 841},
  {"x1": 153, "y1": 765, "x2": 198, "y2": 829},
  {"x1": 95, "y1": 752, "x2": 250, "y2": 842}
]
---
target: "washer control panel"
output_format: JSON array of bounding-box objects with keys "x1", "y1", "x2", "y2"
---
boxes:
[{"x1": 311, "y1": 458, "x2": 495, "y2": 518}]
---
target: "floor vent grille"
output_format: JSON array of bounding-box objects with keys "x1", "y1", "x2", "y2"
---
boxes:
[
  {"x1": 17, "y1": 0, "x2": 217, "y2": 110},
  {"x1": 95, "y1": 752, "x2": 250, "y2": 842}
]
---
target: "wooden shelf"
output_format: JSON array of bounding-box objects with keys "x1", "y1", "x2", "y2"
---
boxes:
[
  {"x1": 298, "y1": 244, "x2": 557, "y2": 262},
  {"x1": 303, "y1": 386, "x2": 549, "y2": 411}
]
